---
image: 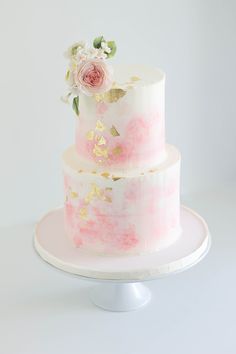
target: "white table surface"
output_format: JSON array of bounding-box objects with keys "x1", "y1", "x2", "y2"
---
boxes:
[{"x1": 1, "y1": 186, "x2": 236, "y2": 354}]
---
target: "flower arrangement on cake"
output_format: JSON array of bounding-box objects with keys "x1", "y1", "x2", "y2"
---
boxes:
[{"x1": 62, "y1": 36, "x2": 116, "y2": 116}]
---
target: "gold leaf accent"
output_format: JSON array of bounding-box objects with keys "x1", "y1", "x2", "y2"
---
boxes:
[
  {"x1": 91, "y1": 183, "x2": 102, "y2": 198},
  {"x1": 112, "y1": 146, "x2": 122, "y2": 156},
  {"x1": 71, "y1": 191, "x2": 78, "y2": 198},
  {"x1": 110, "y1": 125, "x2": 120, "y2": 137},
  {"x1": 79, "y1": 207, "x2": 88, "y2": 220},
  {"x1": 97, "y1": 136, "x2": 106, "y2": 145},
  {"x1": 101, "y1": 172, "x2": 110, "y2": 178},
  {"x1": 85, "y1": 183, "x2": 102, "y2": 204},
  {"x1": 131, "y1": 76, "x2": 141, "y2": 81},
  {"x1": 94, "y1": 95, "x2": 102, "y2": 103},
  {"x1": 93, "y1": 144, "x2": 108, "y2": 158},
  {"x1": 105, "y1": 187, "x2": 112, "y2": 191},
  {"x1": 95, "y1": 120, "x2": 106, "y2": 131},
  {"x1": 91, "y1": 171, "x2": 97, "y2": 174},
  {"x1": 94, "y1": 89, "x2": 126, "y2": 103},
  {"x1": 78, "y1": 169, "x2": 83, "y2": 173},
  {"x1": 86, "y1": 130, "x2": 94, "y2": 140},
  {"x1": 103, "y1": 195, "x2": 112, "y2": 203},
  {"x1": 112, "y1": 176, "x2": 122, "y2": 181}
]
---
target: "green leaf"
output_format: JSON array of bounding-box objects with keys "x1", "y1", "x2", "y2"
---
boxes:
[
  {"x1": 72, "y1": 96, "x2": 79, "y2": 116},
  {"x1": 93, "y1": 36, "x2": 104, "y2": 49},
  {"x1": 106, "y1": 41, "x2": 117, "y2": 58},
  {"x1": 65, "y1": 70, "x2": 70, "y2": 80}
]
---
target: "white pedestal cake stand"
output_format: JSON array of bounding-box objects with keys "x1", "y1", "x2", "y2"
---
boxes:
[{"x1": 34, "y1": 205, "x2": 210, "y2": 312}]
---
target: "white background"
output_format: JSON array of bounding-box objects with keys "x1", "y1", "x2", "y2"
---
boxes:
[{"x1": 0, "y1": 1, "x2": 236, "y2": 353}]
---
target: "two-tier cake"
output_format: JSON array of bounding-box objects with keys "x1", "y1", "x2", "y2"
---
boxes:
[{"x1": 62, "y1": 36, "x2": 182, "y2": 255}]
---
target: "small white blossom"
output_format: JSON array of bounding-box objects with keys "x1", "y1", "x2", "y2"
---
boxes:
[
  {"x1": 88, "y1": 47, "x2": 99, "y2": 58},
  {"x1": 76, "y1": 46, "x2": 102, "y2": 61},
  {"x1": 77, "y1": 49, "x2": 88, "y2": 61},
  {"x1": 100, "y1": 41, "x2": 111, "y2": 54},
  {"x1": 97, "y1": 48, "x2": 107, "y2": 59}
]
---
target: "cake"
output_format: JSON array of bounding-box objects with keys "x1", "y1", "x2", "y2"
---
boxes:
[{"x1": 62, "y1": 36, "x2": 181, "y2": 255}]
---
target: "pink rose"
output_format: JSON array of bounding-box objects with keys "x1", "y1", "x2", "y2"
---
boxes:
[{"x1": 73, "y1": 59, "x2": 113, "y2": 96}]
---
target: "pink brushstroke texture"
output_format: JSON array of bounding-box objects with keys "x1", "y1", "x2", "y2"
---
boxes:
[{"x1": 75, "y1": 111, "x2": 165, "y2": 167}]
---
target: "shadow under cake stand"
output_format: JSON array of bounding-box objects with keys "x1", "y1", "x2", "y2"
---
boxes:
[{"x1": 34, "y1": 205, "x2": 210, "y2": 312}]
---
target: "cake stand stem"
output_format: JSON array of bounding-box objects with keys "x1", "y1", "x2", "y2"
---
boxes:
[{"x1": 89, "y1": 282, "x2": 151, "y2": 312}]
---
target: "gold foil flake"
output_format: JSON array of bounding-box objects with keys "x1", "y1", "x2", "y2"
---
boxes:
[
  {"x1": 112, "y1": 176, "x2": 122, "y2": 181},
  {"x1": 84, "y1": 183, "x2": 113, "y2": 206},
  {"x1": 91, "y1": 170, "x2": 97, "y2": 174},
  {"x1": 101, "y1": 171, "x2": 110, "y2": 178},
  {"x1": 95, "y1": 120, "x2": 106, "y2": 132},
  {"x1": 71, "y1": 191, "x2": 78, "y2": 198},
  {"x1": 78, "y1": 169, "x2": 83, "y2": 173},
  {"x1": 103, "y1": 195, "x2": 112, "y2": 203},
  {"x1": 112, "y1": 146, "x2": 122, "y2": 156},
  {"x1": 97, "y1": 135, "x2": 106, "y2": 145},
  {"x1": 110, "y1": 125, "x2": 120, "y2": 137},
  {"x1": 106, "y1": 89, "x2": 126, "y2": 103},
  {"x1": 85, "y1": 183, "x2": 102, "y2": 204},
  {"x1": 102, "y1": 186, "x2": 112, "y2": 203},
  {"x1": 131, "y1": 76, "x2": 141, "y2": 81},
  {"x1": 127, "y1": 85, "x2": 134, "y2": 89},
  {"x1": 91, "y1": 183, "x2": 102, "y2": 198},
  {"x1": 93, "y1": 144, "x2": 108, "y2": 158},
  {"x1": 94, "y1": 88, "x2": 126, "y2": 103},
  {"x1": 85, "y1": 191, "x2": 93, "y2": 204},
  {"x1": 86, "y1": 130, "x2": 95, "y2": 140},
  {"x1": 79, "y1": 207, "x2": 88, "y2": 220},
  {"x1": 94, "y1": 94, "x2": 102, "y2": 103}
]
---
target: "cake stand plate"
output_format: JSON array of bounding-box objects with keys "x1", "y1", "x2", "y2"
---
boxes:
[{"x1": 34, "y1": 205, "x2": 210, "y2": 311}]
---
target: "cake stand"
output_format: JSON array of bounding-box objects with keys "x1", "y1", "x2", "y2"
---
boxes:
[{"x1": 34, "y1": 205, "x2": 210, "y2": 312}]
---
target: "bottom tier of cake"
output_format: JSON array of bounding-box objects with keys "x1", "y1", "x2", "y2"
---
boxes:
[{"x1": 62, "y1": 145, "x2": 181, "y2": 255}]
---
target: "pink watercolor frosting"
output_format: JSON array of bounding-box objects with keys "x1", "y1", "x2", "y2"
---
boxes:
[
  {"x1": 75, "y1": 110, "x2": 165, "y2": 170},
  {"x1": 63, "y1": 145, "x2": 181, "y2": 255}
]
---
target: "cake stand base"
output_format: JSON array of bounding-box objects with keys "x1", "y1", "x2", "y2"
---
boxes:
[
  {"x1": 90, "y1": 283, "x2": 151, "y2": 311},
  {"x1": 34, "y1": 205, "x2": 210, "y2": 312}
]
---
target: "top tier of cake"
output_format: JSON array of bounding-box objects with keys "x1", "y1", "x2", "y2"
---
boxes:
[{"x1": 75, "y1": 64, "x2": 165, "y2": 172}]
